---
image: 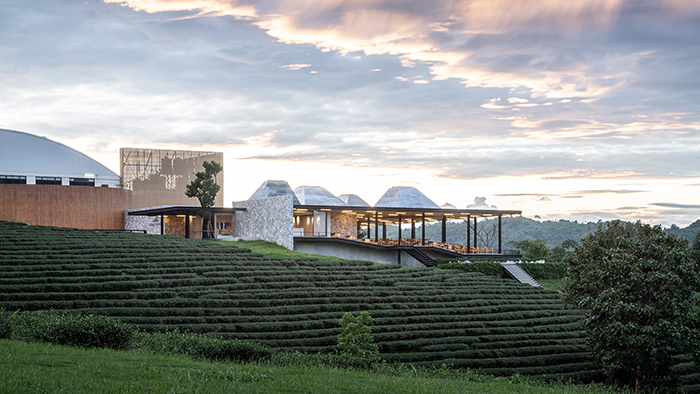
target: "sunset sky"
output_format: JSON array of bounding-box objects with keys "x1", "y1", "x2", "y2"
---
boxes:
[{"x1": 1, "y1": 0, "x2": 699, "y2": 226}]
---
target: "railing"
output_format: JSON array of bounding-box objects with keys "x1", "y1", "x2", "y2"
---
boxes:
[{"x1": 293, "y1": 230, "x2": 495, "y2": 254}]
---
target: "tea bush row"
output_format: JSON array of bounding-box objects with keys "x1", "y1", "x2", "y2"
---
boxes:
[{"x1": 0, "y1": 309, "x2": 272, "y2": 363}]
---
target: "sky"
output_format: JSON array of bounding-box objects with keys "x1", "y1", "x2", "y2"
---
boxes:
[{"x1": 1, "y1": 0, "x2": 699, "y2": 227}]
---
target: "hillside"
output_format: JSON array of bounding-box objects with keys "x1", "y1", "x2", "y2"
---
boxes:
[
  {"x1": 389, "y1": 217, "x2": 700, "y2": 250},
  {"x1": 0, "y1": 221, "x2": 601, "y2": 381}
]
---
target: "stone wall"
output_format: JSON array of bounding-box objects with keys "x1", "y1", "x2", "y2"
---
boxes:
[
  {"x1": 330, "y1": 212, "x2": 357, "y2": 237},
  {"x1": 232, "y1": 195, "x2": 294, "y2": 249},
  {"x1": 124, "y1": 214, "x2": 202, "y2": 238},
  {"x1": 124, "y1": 214, "x2": 160, "y2": 234}
]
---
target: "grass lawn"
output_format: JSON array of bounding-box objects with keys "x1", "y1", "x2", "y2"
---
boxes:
[
  {"x1": 215, "y1": 239, "x2": 347, "y2": 262},
  {"x1": 0, "y1": 340, "x2": 616, "y2": 394},
  {"x1": 538, "y1": 279, "x2": 563, "y2": 292}
]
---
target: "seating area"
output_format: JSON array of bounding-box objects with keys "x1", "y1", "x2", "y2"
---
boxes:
[{"x1": 331, "y1": 234, "x2": 493, "y2": 254}]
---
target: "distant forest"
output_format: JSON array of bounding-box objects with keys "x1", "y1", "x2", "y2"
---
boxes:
[{"x1": 376, "y1": 216, "x2": 700, "y2": 253}]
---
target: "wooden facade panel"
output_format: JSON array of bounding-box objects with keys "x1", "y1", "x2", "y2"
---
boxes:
[{"x1": 0, "y1": 185, "x2": 131, "y2": 230}]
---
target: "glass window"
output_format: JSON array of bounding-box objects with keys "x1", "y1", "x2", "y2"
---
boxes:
[
  {"x1": 35, "y1": 177, "x2": 62, "y2": 185},
  {"x1": 0, "y1": 175, "x2": 27, "y2": 184},
  {"x1": 69, "y1": 178, "x2": 95, "y2": 186}
]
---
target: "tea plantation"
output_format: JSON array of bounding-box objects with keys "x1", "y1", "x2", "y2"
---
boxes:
[{"x1": 0, "y1": 221, "x2": 600, "y2": 381}]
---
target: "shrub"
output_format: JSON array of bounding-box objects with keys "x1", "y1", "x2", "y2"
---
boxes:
[
  {"x1": 133, "y1": 329, "x2": 272, "y2": 363},
  {"x1": 517, "y1": 262, "x2": 568, "y2": 280},
  {"x1": 337, "y1": 311, "x2": 379, "y2": 368},
  {"x1": 0, "y1": 309, "x2": 12, "y2": 338},
  {"x1": 438, "y1": 261, "x2": 504, "y2": 278},
  {"x1": 10, "y1": 311, "x2": 134, "y2": 349}
]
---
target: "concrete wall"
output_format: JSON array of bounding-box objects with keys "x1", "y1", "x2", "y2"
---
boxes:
[
  {"x1": 0, "y1": 184, "x2": 131, "y2": 230},
  {"x1": 293, "y1": 240, "x2": 424, "y2": 267},
  {"x1": 232, "y1": 195, "x2": 293, "y2": 249},
  {"x1": 330, "y1": 212, "x2": 357, "y2": 237}
]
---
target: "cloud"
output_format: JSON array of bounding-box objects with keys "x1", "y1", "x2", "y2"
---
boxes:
[
  {"x1": 651, "y1": 203, "x2": 700, "y2": 209},
  {"x1": 2, "y1": 0, "x2": 700, "y2": 227},
  {"x1": 279, "y1": 63, "x2": 312, "y2": 70},
  {"x1": 467, "y1": 196, "x2": 497, "y2": 209},
  {"x1": 103, "y1": 0, "x2": 256, "y2": 18}
]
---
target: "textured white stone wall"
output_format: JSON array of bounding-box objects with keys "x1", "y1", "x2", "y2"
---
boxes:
[
  {"x1": 232, "y1": 195, "x2": 294, "y2": 250},
  {"x1": 330, "y1": 212, "x2": 357, "y2": 237},
  {"x1": 124, "y1": 212, "x2": 160, "y2": 234}
]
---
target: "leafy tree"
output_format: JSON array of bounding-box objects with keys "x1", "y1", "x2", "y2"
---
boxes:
[
  {"x1": 337, "y1": 311, "x2": 379, "y2": 367},
  {"x1": 184, "y1": 161, "x2": 222, "y2": 239},
  {"x1": 508, "y1": 239, "x2": 551, "y2": 260},
  {"x1": 690, "y1": 228, "x2": 700, "y2": 262},
  {"x1": 563, "y1": 220, "x2": 700, "y2": 391},
  {"x1": 551, "y1": 239, "x2": 578, "y2": 261}
]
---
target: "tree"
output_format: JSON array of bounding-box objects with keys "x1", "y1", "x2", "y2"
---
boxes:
[
  {"x1": 337, "y1": 311, "x2": 379, "y2": 367},
  {"x1": 184, "y1": 161, "x2": 222, "y2": 239},
  {"x1": 551, "y1": 239, "x2": 578, "y2": 261},
  {"x1": 508, "y1": 239, "x2": 551, "y2": 260},
  {"x1": 563, "y1": 220, "x2": 700, "y2": 391},
  {"x1": 690, "y1": 228, "x2": 700, "y2": 262}
]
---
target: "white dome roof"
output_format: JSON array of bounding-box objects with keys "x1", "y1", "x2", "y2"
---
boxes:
[{"x1": 0, "y1": 129, "x2": 118, "y2": 179}]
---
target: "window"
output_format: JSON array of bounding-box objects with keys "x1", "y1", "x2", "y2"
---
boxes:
[
  {"x1": 0, "y1": 175, "x2": 27, "y2": 184},
  {"x1": 36, "y1": 177, "x2": 62, "y2": 185},
  {"x1": 69, "y1": 178, "x2": 95, "y2": 187}
]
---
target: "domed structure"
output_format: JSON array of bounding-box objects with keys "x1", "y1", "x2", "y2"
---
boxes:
[
  {"x1": 374, "y1": 186, "x2": 440, "y2": 209},
  {"x1": 294, "y1": 186, "x2": 346, "y2": 206},
  {"x1": 338, "y1": 194, "x2": 371, "y2": 207},
  {"x1": 0, "y1": 128, "x2": 119, "y2": 187},
  {"x1": 249, "y1": 180, "x2": 300, "y2": 205}
]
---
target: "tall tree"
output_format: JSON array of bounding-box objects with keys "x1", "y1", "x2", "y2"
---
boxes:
[
  {"x1": 690, "y1": 228, "x2": 700, "y2": 262},
  {"x1": 185, "y1": 161, "x2": 222, "y2": 239},
  {"x1": 563, "y1": 220, "x2": 700, "y2": 391}
]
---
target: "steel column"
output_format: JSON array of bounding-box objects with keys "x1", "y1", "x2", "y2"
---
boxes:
[
  {"x1": 411, "y1": 219, "x2": 415, "y2": 239},
  {"x1": 467, "y1": 215, "x2": 470, "y2": 251},
  {"x1": 398, "y1": 215, "x2": 402, "y2": 245},
  {"x1": 498, "y1": 215, "x2": 502, "y2": 254},
  {"x1": 160, "y1": 215, "x2": 164, "y2": 235},
  {"x1": 473, "y1": 217, "x2": 477, "y2": 249},
  {"x1": 374, "y1": 212, "x2": 379, "y2": 242},
  {"x1": 441, "y1": 215, "x2": 446, "y2": 243},
  {"x1": 185, "y1": 214, "x2": 190, "y2": 239},
  {"x1": 421, "y1": 213, "x2": 425, "y2": 246}
]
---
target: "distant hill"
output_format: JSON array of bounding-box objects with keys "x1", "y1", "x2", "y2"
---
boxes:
[{"x1": 383, "y1": 217, "x2": 700, "y2": 251}]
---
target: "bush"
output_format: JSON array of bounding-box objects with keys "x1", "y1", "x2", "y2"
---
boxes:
[
  {"x1": 517, "y1": 262, "x2": 568, "y2": 280},
  {"x1": 9, "y1": 311, "x2": 134, "y2": 349},
  {"x1": 0, "y1": 309, "x2": 12, "y2": 338},
  {"x1": 337, "y1": 312, "x2": 379, "y2": 368},
  {"x1": 438, "y1": 261, "x2": 504, "y2": 278},
  {"x1": 133, "y1": 329, "x2": 272, "y2": 363}
]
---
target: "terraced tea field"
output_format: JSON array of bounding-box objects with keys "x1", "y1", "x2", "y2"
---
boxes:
[{"x1": 1, "y1": 221, "x2": 600, "y2": 381}]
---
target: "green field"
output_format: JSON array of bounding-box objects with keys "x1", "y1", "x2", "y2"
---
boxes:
[
  {"x1": 0, "y1": 339, "x2": 616, "y2": 394},
  {"x1": 3, "y1": 220, "x2": 699, "y2": 391}
]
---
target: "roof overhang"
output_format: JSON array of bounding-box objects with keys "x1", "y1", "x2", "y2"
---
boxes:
[
  {"x1": 293, "y1": 204, "x2": 521, "y2": 223},
  {"x1": 127, "y1": 205, "x2": 245, "y2": 216}
]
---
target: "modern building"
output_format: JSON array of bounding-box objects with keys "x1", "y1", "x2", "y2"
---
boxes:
[
  {"x1": 2, "y1": 128, "x2": 523, "y2": 267},
  {"x1": 0, "y1": 128, "x2": 129, "y2": 229},
  {"x1": 120, "y1": 148, "x2": 224, "y2": 209}
]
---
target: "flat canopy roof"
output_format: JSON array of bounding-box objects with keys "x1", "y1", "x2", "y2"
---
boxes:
[
  {"x1": 128, "y1": 205, "x2": 245, "y2": 216},
  {"x1": 293, "y1": 205, "x2": 521, "y2": 224}
]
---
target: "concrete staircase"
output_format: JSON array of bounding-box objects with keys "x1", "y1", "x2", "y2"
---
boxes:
[
  {"x1": 501, "y1": 262, "x2": 541, "y2": 287},
  {"x1": 405, "y1": 248, "x2": 438, "y2": 267}
]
